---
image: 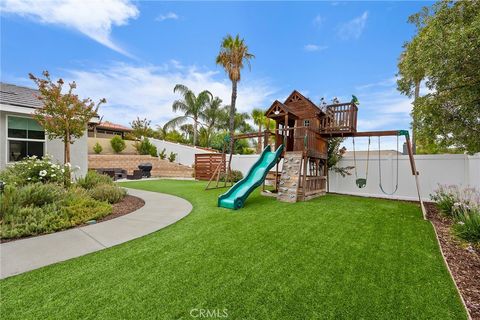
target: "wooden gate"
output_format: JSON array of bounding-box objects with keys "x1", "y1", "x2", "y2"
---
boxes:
[{"x1": 194, "y1": 153, "x2": 225, "y2": 180}]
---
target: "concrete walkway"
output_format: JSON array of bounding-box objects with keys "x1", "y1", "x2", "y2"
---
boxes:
[{"x1": 0, "y1": 188, "x2": 192, "y2": 279}]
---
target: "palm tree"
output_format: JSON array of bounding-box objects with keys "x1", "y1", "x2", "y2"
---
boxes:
[
  {"x1": 234, "y1": 112, "x2": 252, "y2": 133},
  {"x1": 156, "y1": 123, "x2": 171, "y2": 140},
  {"x1": 216, "y1": 34, "x2": 254, "y2": 158},
  {"x1": 251, "y1": 108, "x2": 266, "y2": 153},
  {"x1": 179, "y1": 124, "x2": 194, "y2": 142},
  {"x1": 201, "y1": 97, "x2": 223, "y2": 147},
  {"x1": 169, "y1": 84, "x2": 212, "y2": 146}
]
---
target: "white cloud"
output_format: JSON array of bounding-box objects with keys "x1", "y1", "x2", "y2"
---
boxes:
[
  {"x1": 312, "y1": 14, "x2": 323, "y2": 27},
  {"x1": 59, "y1": 61, "x2": 276, "y2": 127},
  {"x1": 156, "y1": 12, "x2": 179, "y2": 22},
  {"x1": 349, "y1": 76, "x2": 414, "y2": 150},
  {"x1": 337, "y1": 11, "x2": 368, "y2": 40},
  {"x1": 304, "y1": 44, "x2": 328, "y2": 52},
  {"x1": 0, "y1": 0, "x2": 139, "y2": 57}
]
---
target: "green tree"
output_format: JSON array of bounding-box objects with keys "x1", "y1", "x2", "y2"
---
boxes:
[
  {"x1": 216, "y1": 34, "x2": 255, "y2": 158},
  {"x1": 201, "y1": 96, "x2": 223, "y2": 147},
  {"x1": 170, "y1": 84, "x2": 212, "y2": 146},
  {"x1": 251, "y1": 108, "x2": 275, "y2": 153},
  {"x1": 130, "y1": 117, "x2": 156, "y2": 139},
  {"x1": 397, "y1": 0, "x2": 480, "y2": 154},
  {"x1": 179, "y1": 124, "x2": 194, "y2": 143},
  {"x1": 327, "y1": 138, "x2": 354, "y2": 177},
  {"x1": 29, "y1": 71, "x2": 105, "y2": 170},
  {"x1": 216, "y1": 106, "x2": 252, "y2": 134},
  {"x1": 155, "y1": 123, "x2": 171, "y2": 140}
]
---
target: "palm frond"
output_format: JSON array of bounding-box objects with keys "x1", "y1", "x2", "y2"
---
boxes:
[
  {"x1": 172, "y1": 100, "x2": 189, "y2": 113},
  {"x1": 164, "y1": 116, "x2": 188, "y2": 129}
]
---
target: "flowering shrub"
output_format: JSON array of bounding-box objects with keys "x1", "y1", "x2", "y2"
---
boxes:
[
  {"x1": 431, "y1": 184, "x2": 480, "y2": 244},
  {"x1": 0, "y1": 155, "x2": 72, "y2": 186}
]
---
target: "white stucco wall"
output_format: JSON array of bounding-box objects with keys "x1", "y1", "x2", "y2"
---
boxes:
[{"x1": 150, "y1": 139, "x2": 212, "y2": 167}]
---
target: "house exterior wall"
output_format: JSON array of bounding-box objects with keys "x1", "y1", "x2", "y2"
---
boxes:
[{"x1": 0, "y1": 110, "x2": 88, "y2": 178}]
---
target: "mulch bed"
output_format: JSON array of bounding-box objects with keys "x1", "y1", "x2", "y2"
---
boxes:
[
  {"x1": 426, "y1": 202, "x2": 480, "y2": 319},
  {"x1": 0, "y1": 195, "x2": 145, "y2": 244},
  {"x1": 97, "y1": 195, "x2": 145, "y2": 223}
]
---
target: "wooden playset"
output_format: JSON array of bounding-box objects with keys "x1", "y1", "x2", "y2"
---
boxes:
[{"x1": 197, "y1": 90, "x2": 425, "y2": 217}]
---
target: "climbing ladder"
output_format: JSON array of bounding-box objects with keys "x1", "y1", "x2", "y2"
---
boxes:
[{"x1": 277, "y1": 151, "x2": 303, "y2": 203}]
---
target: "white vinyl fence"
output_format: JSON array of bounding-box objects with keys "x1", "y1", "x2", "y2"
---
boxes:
[
  {"x1": 230, "y1": 153, "x2": 480, "y2": 202},
  {"x1": 150, "y1": 139, "x2": 212, "y2": 166},
  {"x1": 329, "y1": 153, "x2": 480, "y2": 201},
  {"x1": 149, "y1": 139, "x2": 480, "y2": 202}
]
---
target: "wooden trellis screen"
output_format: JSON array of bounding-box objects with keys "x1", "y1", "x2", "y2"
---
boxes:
[{"x1": 194, "y1": 153, "x2": 226, "y2": 180}]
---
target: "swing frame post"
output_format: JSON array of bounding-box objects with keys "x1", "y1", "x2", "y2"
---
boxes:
[{"x1": 401, "y1": 131, "x2": 427, "y2": 220}]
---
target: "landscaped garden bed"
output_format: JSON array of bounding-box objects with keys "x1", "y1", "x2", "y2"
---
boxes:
[
  {"x1": 0, "y1": 156, "x2": 136, "y2": 242},
  {"x1": 427, "y1": 185, "x2": 480, "y2": 319}
]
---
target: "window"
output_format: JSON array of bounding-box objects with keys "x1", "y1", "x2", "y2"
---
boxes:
[
  {"x1": 7, "y1": 116, "x2": 45, "y2": 162},
  {"x1": 304, "y1": 119, "x2": 310, "y2": 127}
]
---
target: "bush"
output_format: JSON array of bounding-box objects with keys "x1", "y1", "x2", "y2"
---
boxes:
[
  {"x1": 135, "y1": 138, "x2": 157, "y2": 157},
  {"x1": 431, "y1": 185, "x2": 460, "y2": 217},
  {"x1": 0, "y1": 155, "x2": 68, "y2": 186},
  {"x1": 110, "y1": 136, "x2": 126, "y2": 153},
  {"x1": 453, "y1": 209, "x2": 480, "y2": 244},
  {"x1": 219, "y1": 170, "x2": 243, "y2": 182},
  {"x1": 168, "y1": 152, "x2": 177, "y2": 163},
  {"x1": 159, "y1": 148, "x2": 167, "y2": 160},
  {"x1": 0, "y1": 184, "x2": 112, "y2": 239},
  {"x1": 18, "y1": 183, "x2": 65, "y2": 207},
  {"x1": 88, "y1": 184, "x2": 126, "y2": 204},
  {"x1": 431, "y1": 184, "x2": 480, "y2": 244},
  {"x1": 431, "y1": 185, "x2": 479, "y2": 218},
  {"x1": 93, "y1": 142, "x2": 103, "y2": 154},
  {"x1": 76, "y1": 170, "x2": 113, "y2": 190}
]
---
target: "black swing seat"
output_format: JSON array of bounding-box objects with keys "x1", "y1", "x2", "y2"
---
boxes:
[{"x1": 356, "y1": 178, "x2": 367, "y2": 188}]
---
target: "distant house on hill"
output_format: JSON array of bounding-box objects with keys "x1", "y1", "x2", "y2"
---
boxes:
[
  {"x1": 0, "y1": 82, "x2": 92, "y2": 176},
  {"x1": 88, "y1": 121, "x2": 132, "y2": 139}
]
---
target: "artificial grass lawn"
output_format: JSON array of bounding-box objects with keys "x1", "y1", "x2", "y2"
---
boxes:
[{"x1": 1, "y1": 180, "x2": 466, "y2": 319}]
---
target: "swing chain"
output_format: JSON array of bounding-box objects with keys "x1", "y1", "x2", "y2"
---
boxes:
[
  {"x1": 352, "y1": 136, "x2": 370, "y2": 188},
  {"x1": 378, "y1": 135, "x2": 399, "y2": 195}
]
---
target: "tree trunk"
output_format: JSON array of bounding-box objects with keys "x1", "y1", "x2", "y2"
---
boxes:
[
  {"x1": 412, "y1": 80, "x2": 420, "y2": 154},
  {"x1": 257, "y1": 122, "x2": 262, "y2": 153},
  {"x1": 193, "y1": 117, "x2": 198, "y2": 146},
  {"x1": 227, "y1": 80, "x2": 237, "y2": 175},
  {"x1": 64, "y1": 134, "x2": 71, "y2": 183}
]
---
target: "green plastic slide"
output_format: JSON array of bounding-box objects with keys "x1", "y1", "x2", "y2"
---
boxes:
[{"x1": 218, "y1": 144, "x2": 284, "y2": 210}]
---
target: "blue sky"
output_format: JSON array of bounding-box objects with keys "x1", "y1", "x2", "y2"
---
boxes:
[{"x1": 1, "y1": 0, "x2": 431, "y2": 149}]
